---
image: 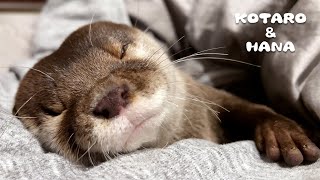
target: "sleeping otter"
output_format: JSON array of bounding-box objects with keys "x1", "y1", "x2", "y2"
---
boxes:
[{"x1": 13, "y1": 21, "x2": 320, "y2": 166}]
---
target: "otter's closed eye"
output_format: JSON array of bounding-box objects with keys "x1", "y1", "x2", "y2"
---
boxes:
[
  {"x1": 41, "y1": 106, "x2": 62, "y2": 117},
  {"x1": 120, "y1": 44, "x2": 129, "y2": 59}
]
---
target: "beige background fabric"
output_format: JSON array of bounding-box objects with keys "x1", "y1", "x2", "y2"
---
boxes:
[{"x1": 0, "y1": 12, "x2": 38, "y2": 73}]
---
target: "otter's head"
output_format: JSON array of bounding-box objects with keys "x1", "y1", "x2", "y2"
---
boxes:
[{"x1": 13, "y1": 22, "x2": 184, "y2": 166}]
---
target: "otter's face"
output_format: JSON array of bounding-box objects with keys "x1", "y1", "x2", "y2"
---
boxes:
[{"x1": 13, "y1": 22, "x2": 181, "y2": 166}]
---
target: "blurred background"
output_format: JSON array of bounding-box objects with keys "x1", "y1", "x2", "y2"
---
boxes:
[{"x1": 0, "y1": 0, "x2": 44, "y2": 72}]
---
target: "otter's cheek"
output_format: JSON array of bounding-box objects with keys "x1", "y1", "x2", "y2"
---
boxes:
[{"x1": 38, "y1": 112, "x2": 66, "y2": 151}]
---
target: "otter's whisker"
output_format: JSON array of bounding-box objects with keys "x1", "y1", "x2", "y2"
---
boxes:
[
  {"x1": 88, "y1": 12, "x2": 96, "y2": 47},
  {"x1": 165, "y1": 99, "x2": 179, "y2": 108},
  {"x1": 165, "y1": 99, "x2": 195, "y2": 129},
  {"x1": 154, "y1": 35, "x2": 185, "y2": 66},
  {"x1": 14, "y1": 92, "x2": 39, "y2": 116},
  {"x1": 66, "y1": 133, "x2": 75, "y2": 145},
  {"x1": 77, "y1": 140, "x2": 96, "y2": 162},
  {"x1": 0, "y1": 110, "x2": 37, "y2": 119},
  {"x1": 17, "y1": 116, "x2": 37, "y2": 119},
  {"x1": 185, "y1": 92, "x2": 230, "y2": 112},
  {"x1": 70, "y1": 138, "x2": 77, "y2": 155},
  {"x1": 157, "y1": 118, "x2": 172, "y2": 139},
  {"x1": 153, "y1": 46, "x2": 227, "y2": 73},
  {"x1": 161, "y1": 141, "x2": 169, "y2": 149},
  {"x1": 165, "y1": 94, "x2": 228, "y2": 112},
  {"x1": 180, "y1": 89, "x2": 223, "y2": 122},
  {"x1": 7, "y1": 66, "x2": 55, "y2": 81},
  {"x1": 134, "y1": 0, "x2": 140, "y2": 27},
  {"x1": 0, "y1": 92, "x2": 40, "y2": 138},
  {"x1": 88, "y1": 147, "x2": 95, "y2": 166},
  {"x1": 159, "y1": 52, "x2": 229, "y2": 69},
  {"x1": 155, "y1": 46, "x2": 226, "y2": 68},
  {"x1": 100, "y1": 141, "x2": 111, "y2": 161},
  {"x1": 76, "y1": 145, "x2": 80, "y2": 162},
  {"x1": 144, "y1": 35, "x2": 185, "y2": 67},
  {"x1": 163, "y1": 81, "x2": 209, "y2": 97},
  {"x1": 169, "y1": 46, "x2": 192, "y2": 59},
  {"x1": 171, "y1": 47, "x2": 227, "y2": 62},
  {"x1": 171, "y1": 57, "x2": 261, "y2": 67},
  {"x1": 144, "y1": 43, "x2": 168, "y2": 66},
  {"x1": 165, "y1": 93, "x2": 222, "y2": 122}
]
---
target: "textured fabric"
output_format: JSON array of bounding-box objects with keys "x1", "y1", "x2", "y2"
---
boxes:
[
  {"x1": 1, "y1": 0, "x2": 320, "y2": 179},
  {"x1": 1, "y1": 112, "x2": 320, "y2": 180},
  {"x1": 262, "y1": 0, "x2": 320, "y2": 126},
  {"x1": 183, "y1": 0, "x2": 320, "y2": 125}
]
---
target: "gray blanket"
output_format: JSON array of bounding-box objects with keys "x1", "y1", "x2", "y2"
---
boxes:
[{"x1": 1, "y1": 0, "x2": 320, "y2": 179}]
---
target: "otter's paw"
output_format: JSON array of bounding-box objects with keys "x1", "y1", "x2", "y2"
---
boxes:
[{"x1": 254, "y1": 116, "x2": 320, "y2": 166}]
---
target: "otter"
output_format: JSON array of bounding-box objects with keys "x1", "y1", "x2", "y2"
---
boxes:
[{"x1": 13, "y1": 21, "x2": 320, "y2": 166}]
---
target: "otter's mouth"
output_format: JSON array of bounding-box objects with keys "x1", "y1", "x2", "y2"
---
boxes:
[{"x1": 123, "y1": 112, "x2": 159, "y2": 148}]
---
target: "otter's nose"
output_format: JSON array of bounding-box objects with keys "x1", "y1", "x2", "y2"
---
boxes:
[{"x1": 93, "y1": 85, "x2": 129, "y2": 119}]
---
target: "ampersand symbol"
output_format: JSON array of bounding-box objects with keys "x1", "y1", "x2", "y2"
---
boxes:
[{"x1": 265, "y1": 27, "x2": 276, "y2": 38}]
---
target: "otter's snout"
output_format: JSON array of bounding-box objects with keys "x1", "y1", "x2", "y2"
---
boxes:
[{"x1": 93, "y1": 85, "x2": 130, "y2": 119}]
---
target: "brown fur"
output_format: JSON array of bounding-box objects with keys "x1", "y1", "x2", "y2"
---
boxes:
[{"x1": 14, "y1": 21, "x2": 319, "y2": 166}]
